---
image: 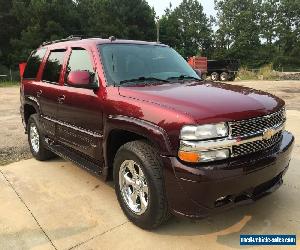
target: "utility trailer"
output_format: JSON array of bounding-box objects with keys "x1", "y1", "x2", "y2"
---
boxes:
[{"x1": 208, "y1": 59, "x2": 240, "y2": 81}]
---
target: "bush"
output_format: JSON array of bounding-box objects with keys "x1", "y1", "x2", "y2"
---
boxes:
[
  {"x1": 237, "y1": 67, "x2": 258, "y2": 80},
  {"x1": 0, "y1": 64, "x2": 20, "y2": 82},
  {"x1": 236, "y1": 64, "x2": 280, "y2": 80}
]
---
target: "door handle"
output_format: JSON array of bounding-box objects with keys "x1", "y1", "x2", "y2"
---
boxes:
[
  {"x1": 57, "y1": 95, "x2": 66, "y2": 104},
  {"x1": 36, "y1": 90, "x2": 42, "y2": 97}
]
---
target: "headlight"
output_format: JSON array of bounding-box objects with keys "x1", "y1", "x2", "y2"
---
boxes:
[{"x1": 180, "y1": 122, "x2": 228, "y2": 140}]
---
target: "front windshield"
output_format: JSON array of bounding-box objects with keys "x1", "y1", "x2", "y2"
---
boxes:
[{"x1": 98, "y1": 44, "x2": 200, "y2": 85}]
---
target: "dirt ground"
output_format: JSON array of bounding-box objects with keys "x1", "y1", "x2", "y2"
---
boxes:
[
  {"x1": 0, "y1": 80, "x2": 300, "y2": 165},
  {"x1": 0, "y1": 86, "x2": 31, "y2": 165}
]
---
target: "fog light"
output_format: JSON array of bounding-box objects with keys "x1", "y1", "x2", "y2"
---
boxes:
[{"x1": 199, "y1": 149, "x2": 230, "y2": 162}]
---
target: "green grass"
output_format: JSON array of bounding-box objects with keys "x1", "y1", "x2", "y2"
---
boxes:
[
  {"x1": 236, "y1": 64, "x2": 281, "y2": 81},
  {"x1": 0, "y1": 81, "x2": 20, "y2": 87}
]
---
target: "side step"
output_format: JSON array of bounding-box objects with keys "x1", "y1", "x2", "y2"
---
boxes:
[{"x1": 46, "y1": 141, "x2": 102, "y2": 176}]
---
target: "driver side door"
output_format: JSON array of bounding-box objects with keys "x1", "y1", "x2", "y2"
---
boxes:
[{"x1": 56, "y1": 47, "x2": 104, "y2": 163}]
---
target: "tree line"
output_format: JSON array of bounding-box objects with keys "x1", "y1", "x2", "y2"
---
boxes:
[{"x1": 0, "y1": 0, "x2": 299, "y2": 74}]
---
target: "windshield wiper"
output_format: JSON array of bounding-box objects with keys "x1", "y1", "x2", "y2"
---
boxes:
[
  {"x1": 119, "y1": 76, "x2": 169, "y2": 85},
  {"x1": 167, "y1": 74, "x2": 202, "y2": 82}
]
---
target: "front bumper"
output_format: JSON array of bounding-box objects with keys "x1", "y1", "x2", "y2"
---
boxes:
[{"x1": 162, "y1": 131, "x2": 294, "y2": 218}]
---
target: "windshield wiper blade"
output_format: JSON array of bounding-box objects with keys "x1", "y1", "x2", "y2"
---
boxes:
[
  {"x1": 119, "y1": 76, "x2": 169, "y2": 85},
  {"x1": 167, "y1": 75, "x2": 202, "y2": 82}
]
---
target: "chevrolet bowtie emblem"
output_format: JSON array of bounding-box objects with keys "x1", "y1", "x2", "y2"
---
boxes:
[{"x1": 262, "y1": 128, "x2": 276, "y2": 140}]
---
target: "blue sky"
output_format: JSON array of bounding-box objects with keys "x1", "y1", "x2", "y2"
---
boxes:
[{"x1": 146, "y1": 0, "x2": 216, "y2": 18}]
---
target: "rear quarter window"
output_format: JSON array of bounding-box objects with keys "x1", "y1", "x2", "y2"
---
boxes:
[{"x1": 23, "y1": 48, "x2": 47, "y2": 79}]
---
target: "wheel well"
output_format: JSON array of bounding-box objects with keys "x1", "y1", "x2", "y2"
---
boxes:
[
  {"x1": 24, "y1": 104, "x2": 37, "y2": 128},
  {"x1": 106, "y1": 129, "x2": 147, "y2": 180}
]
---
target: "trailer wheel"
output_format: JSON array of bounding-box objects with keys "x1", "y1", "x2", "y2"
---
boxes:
[
  {"x1": 220, "y1": 72, "x2": 229, "y2": 81},
  {"x1": 211, "y1": 72, "x2": 219, "y2": 81},
  {"x1": 201, "y1": 73, "x2": 207, "y2": 80}
]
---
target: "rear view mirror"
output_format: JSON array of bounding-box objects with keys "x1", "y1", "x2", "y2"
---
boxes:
[
  {"x1": 194, "y1": 69, "x2": 201, "y2": 77},
  {"x1": 67, "y1": 70, "x2": 98, "y2": 89}
]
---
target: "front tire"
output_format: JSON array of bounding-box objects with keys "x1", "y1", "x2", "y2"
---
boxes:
[
  {"x1": 27, "y1": 114, "x2": 55, "y2": 161},
  {"x1": 113, "y1": 140, "x2": 170, "y2": 229}
]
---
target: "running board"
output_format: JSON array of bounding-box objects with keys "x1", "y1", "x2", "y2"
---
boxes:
[{"x1": 46, "y1": 140, "x2": 102, "y2": 176}]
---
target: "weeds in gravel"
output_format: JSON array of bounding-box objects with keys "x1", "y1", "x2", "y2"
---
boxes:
[
  {"x1": 0, "y1": 81, "x2": 20, "y2": 87},
  {"x1": 237, "y1": 64, "x2": 281, "y2": 81}
]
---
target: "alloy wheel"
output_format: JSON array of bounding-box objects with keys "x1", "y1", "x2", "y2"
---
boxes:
[
  {"x1": 30, "y1": 123, "x2": 40, "y2": 153},
  {"x1": 119, "y1": 160, "x2": 149, "y2": 215}
]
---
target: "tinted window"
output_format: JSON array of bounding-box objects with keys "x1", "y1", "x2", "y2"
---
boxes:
[
  {"x1": 42, "y1": 50, "x2": 66, "y2": 83},
  {"x1": 99, "y1": 44, "x2": 199, "y2": 85},
  {"x1": 66, "y1": 49, "x2": 94, "y2": 75},
  {"x1": 23, "y1": 49, "x2": 47, "y2": 79}
]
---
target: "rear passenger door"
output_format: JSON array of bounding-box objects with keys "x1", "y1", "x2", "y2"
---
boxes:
[
  {"x1": 39, "y1": 49, "x2": 66, "y2": 138},
  {"x1": 56, "y1": 47, "x2": 104, "y2": 163}
]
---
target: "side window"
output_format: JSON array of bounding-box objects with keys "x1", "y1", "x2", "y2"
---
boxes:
[
  {"x1": 42, "y1": 50, "x2": 66, "y2": 83},
  {"x1": 23, "y1": 49, "x2": 47, "y2": 79},
  {"x1": 66, "y1": 48, "x2": 95, "y2": 81}
]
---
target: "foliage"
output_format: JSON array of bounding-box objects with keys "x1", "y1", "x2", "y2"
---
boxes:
[
  {"x1": 237, "y1": 64, "x2": 280, "y2": 80},
  {"x1": 237, "y1": 67, "x2": 259, "y2": 80},
  {"x1": 159, "y1": 0, "x2": 213, "y2": 58},
  {"x1": 0, "y1": 0, "x2": 299, "y2": 71},
  {"x1": 0, "y1": 0, "x2": 156, "y2": 69},
  {"x1": 214, "y1": 0, "x2": 300, "y2": 68},
  {"x1": 0, "y1": 81, "x2": 19, "y2": 87}
]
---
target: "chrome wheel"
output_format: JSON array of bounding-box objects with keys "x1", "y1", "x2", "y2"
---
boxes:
[
  {"x1": 29, "y1": 123, "x2": 39, "y2": 153},
  {"x1": 119, "y1": 160, "x2": 149, "y2": 215}
]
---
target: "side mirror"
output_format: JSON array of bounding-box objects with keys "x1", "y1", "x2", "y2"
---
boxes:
[
  {"x1": 67, "y1": 70, "x2": 98, "y2": 89},
  {"x1": 194, "y1": 69, "x2": 201, "y2": 77}
]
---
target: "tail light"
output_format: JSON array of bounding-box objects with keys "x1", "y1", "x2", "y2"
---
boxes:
[{"x1": 19, "y1": 62, "x2": 27, "y2": 79}]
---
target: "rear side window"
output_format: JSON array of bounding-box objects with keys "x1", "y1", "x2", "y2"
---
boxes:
[
  {"x1": 23, "y1": 49, "x2": 47, "y2": 79},
  {"x1": 42, "y1": 50, "x2": 66, "y2": 83}
]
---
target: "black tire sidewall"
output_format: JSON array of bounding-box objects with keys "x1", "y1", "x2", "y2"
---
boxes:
[
  {"x1": 220, "y1": 72, "x2": 229, "y2": 81},
  {"x1": 113, "y1": 144, "x2": 165, "y2": 229},
  {"x1": 211, "y1": 72, "x2": 219, "y2": 81}
]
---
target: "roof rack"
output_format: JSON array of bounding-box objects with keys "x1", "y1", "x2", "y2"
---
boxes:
[{"x1": 41, "y1": 35, "x2": 83, "y2": 46}]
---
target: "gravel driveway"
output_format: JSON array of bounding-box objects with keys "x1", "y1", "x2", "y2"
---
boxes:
[
  {"x1": 1, "y1": 80, "x2": 300, "y2": 165},
  {"x1": 0, "y1": 86, "x2": 31, "y2": 165}
]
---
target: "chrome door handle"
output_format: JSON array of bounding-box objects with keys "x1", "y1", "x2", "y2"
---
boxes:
[
  {"x1": 36, "y1": 90, "x2": 42, "y2": 97},
  {"x1": 57, "y1": 95, "x2": 65, "y2": 104}
]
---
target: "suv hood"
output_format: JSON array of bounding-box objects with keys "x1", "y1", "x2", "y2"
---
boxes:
[{"x1": 118, "y1": 81, "x2": 284, "y2": 124}]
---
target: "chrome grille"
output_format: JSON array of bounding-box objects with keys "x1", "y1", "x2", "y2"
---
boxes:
[
  {"x1": 232, "y1": 131, "x2": 282, "y2": 157},
  {"x1": 229, "y1": 109, "x2": 285, "y2": 138}
]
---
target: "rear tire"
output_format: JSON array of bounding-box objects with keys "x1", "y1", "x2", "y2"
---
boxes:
[
  {"x1": 211, "y1": 72, "x2": 219, "y2": 81},
  {"x1": 27, "y1": 114, "x2": 55, "y2": 161},
  {"x1": 220, "y1": 72, "x2": 229, "y2": 81},
  {"x1": 113, "y1": 140, "x2": 170, "y2": 229}
]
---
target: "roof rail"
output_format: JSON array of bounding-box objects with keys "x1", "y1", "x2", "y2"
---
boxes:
[{"x1": 41, "y1": 35, "x2": 83, "y2": 46}]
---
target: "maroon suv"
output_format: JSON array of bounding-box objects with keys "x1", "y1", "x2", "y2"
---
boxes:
[{"x1": 20, "y1": 36, "x2": 294, "y2": 229}]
